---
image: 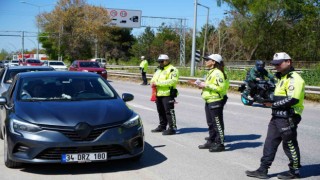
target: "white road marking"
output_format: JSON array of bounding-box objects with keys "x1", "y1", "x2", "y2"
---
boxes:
[{"x1": 127, "y1": 102, "x2": 157, "y2": 112}]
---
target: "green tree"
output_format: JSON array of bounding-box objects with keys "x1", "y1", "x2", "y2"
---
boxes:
[
  {"x1": 130, "y1": 27, "x2": 155, "y2": 60},
  {"x1": 39, "y1": 0, "x2": 110, "y2": 61}
]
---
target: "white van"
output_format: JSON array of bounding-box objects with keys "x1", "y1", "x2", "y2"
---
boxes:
[{"x1": 91, "y1": 58, "x2": 107, "y2": 68}]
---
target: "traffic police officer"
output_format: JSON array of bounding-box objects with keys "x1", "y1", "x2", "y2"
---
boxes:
[
  {"x1": 150, "y1": 54, "x2": 179, "y2": 135},
  {"x1": 139, "y1": 56, "x2": 148, "y2": 85},
  {"x1": 246, "y1": 52, "x2": 305, "y2": 179},
  {"x1": 196, "y1": 54, "x2": 229, "y2": 152}
]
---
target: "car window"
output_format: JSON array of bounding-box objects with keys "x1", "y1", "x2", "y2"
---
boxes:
[
  {"x1": 49, "y1": 62, "x2": 65, "y2": 66},
  {"x1": 79, "y1": 62, "x2": 100, "y2": 68},
  {"x1": 27, "y1": 59, "x2": 41, "y2": 63},
  {"x1": 18, "y1": 76, "x2": 115, "y2": 101},
  {"x1": 4, "y1": 68, "x2": 54, "y2": 84}
]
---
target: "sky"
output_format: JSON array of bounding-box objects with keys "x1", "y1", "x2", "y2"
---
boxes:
[{"x1": 0, "y1": 0, "x2": 230, "y2": 53}]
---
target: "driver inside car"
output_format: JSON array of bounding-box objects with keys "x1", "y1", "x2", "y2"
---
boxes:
[{"x1": 244, "y1": 60, "x2": 275, "y2": 100}]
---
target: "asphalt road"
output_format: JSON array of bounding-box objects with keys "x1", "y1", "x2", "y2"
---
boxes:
[{"x1": 0, "y1": 79, "x2": 319, "y2": 180}]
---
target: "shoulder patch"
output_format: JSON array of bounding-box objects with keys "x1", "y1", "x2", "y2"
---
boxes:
[{"x1": 288, "y1": 85, "x2": 294, "y2": 91}]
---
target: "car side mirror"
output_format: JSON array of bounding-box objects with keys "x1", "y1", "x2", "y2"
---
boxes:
[
  {"x1": 0, "y1": 97, "x2": 7, "y2": 105},
  {"x1": 122, "y1": 93, "x2": 134, "y2": 102}
]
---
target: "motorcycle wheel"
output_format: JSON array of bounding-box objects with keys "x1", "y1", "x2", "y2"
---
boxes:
[{"x1": 241, "y1": 94, "x2": 254, "y2": 106}]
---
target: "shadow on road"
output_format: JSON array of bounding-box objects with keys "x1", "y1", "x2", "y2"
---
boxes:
[
  {"x1": 226, "y1": 142, "x2": 263, "y2": 151},
  {"x1": 268, "y1": 164, "x2": 320, "y2": 179},
  {"x1": 225, "y1": 134, "x2": 263, "y2": 151},
  {"x1": 176, "y1": 127, "x2": 207, "y2": 134},
  {"x1": 19, "y1": 142, "x2": 166, "y2": 175},
  {"x1": 225, "y1": 134, "x2": 261, "y2": 142}
]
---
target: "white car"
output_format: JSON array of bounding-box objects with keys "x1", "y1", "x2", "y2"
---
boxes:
[
  {"x1": 47, "y1": 61, "x2": 68, "y2": 71},
  {"x1": 9, "y1": 60, "x2": 19, "y2": 66}
]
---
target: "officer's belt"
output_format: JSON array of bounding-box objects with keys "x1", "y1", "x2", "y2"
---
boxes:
[{"x1": 272, "y1": 108, "x2": 294, "y2": 118}]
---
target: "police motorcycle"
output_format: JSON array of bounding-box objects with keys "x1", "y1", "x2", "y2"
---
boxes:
[
  {"x1": 238, "y1": 60, "x2": 275, "y2": 106},
  {"x1": 238, "y1": 79, "x2": 275, "y2": 106}
]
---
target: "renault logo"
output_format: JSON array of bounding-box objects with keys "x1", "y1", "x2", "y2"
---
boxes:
[{"x1": 74, "y1": 122, "x2": 93, "y2": 139}]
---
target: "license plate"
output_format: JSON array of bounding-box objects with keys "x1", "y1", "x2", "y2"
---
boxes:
[{"x1": 61, "y1": 152, "x2": 107, "y2": 163}]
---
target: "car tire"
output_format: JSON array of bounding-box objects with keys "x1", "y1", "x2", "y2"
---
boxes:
[{"x1": 4, "y1": 132, "x2": 21, "y2": 168}]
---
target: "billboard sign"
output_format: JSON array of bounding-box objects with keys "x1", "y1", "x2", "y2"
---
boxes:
[{"x1": 107, "y1": 8, "x2": 142, "y2": 28}]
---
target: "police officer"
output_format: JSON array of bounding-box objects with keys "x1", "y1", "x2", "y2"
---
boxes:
[
  {"x1": 139, "y1": 56, "x2": 148, "y2": 85},
  {"x1": 150, "y1": 54, "x2": 179, "y2": 135},
  {"x1": 245, "y1": 60, "x2": 275, "y2": 100},
  {"x1": 246, "y1": 52, "x2": 305, "y2": 179},
  {"x1": 196, "y1": 54, "x2": 229, "y2": 152}
]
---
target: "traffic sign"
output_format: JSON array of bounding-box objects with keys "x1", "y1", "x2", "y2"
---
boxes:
[
  {"x1": 195, "y1": 50, "x2": 201, "y2": 62},
  {"x1": 107, "y1": 8, "x2": 142, "y2": 28}
]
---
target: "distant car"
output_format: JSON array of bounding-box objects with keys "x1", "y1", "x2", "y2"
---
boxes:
[
  {"x1": 0, "y1": 66, "x2": 55, "y2": 96},
  {"x1": 46, "y1": 61, "x2": 68, "y2": 71},
  {"x1": 91, "y1": 58, "x2": 107, "y2": 68},
  {"x1": 9, "y1": 60, "x2": 19, "y2": 66},
  {"x1": 0, "y1": 71, "x2": 144, "y2": 168},
  {"x1": 19, "y1": 59, "x2": 43, "y2": 66},
  {"x1": 69, "y1": 60, "x2": 107, "y2": 79},
  {"x1": 0, "y1": 60, "x2": 10, "y2": 68}
]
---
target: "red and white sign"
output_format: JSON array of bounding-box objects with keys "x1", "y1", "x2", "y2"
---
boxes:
[
  {"x1": 107, "y1": 8, "x2": 141, "y2": 28},
  {"x1": 120, "y1": 10, "x2": 127, "y2": 17},
  {"x1": 109, "y1": 10, "x2": 117, "y2": 17}
]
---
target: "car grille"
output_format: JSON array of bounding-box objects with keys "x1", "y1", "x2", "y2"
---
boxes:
[
  {"x1": 35, "y1": 145, "x2": 128, "y2": 160},
  {"x1": 40, "y1": 124, "x2": 120, "y2": 141}
]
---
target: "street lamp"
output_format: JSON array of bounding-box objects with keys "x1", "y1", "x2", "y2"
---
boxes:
[
  {"x1": 190, "y1": 0, "x2": 198, "y2": 76},
  {"x1": 20, "y1": 1, "x2": 40, "y2": 59},
  {"x1": 20, "y1": 1, "x2": 54, "y2": 59},
  {"x1": 197, "y1": 3, "x2": 209, "y2": 66}
]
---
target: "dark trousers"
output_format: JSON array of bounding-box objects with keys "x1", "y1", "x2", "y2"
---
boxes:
[
  {"x1": 205, "y1": 102, "x2": 225, "y2": 144},
  {"x1": 155, "y1": 96, "x2": 177, "y2": 129},
  {"x1": 141, "y1": 72, "x2": 147, "y2": 84},
  {"x1": 260, "y1": 115, "x2": 301, "y2": 172}
]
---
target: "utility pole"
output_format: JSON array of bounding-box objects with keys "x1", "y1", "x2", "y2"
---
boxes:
[
  {"x1": 197, "y1": 3, "x2": 209, "y2": 66},
  {"x1": 21, "y1": 31, "x2": 24, "y2": 61},
  {"x1": 190, "y1": 0, "x2": 198, "y2": 76}
]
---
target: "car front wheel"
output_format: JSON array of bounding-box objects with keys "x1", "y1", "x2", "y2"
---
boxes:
[{"x1": 4, "y1": 131, "x2": 21, "y2": 168}]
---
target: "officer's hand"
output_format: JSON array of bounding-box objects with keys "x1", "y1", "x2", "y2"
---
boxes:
[
  {"x1": 256, "y1": 78, "x2": 261, "y2": 81},
  {"x1": 197, "y1": 82, "x2": 206, "y2": 89}
]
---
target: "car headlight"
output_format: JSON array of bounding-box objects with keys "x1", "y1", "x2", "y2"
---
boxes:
[
  {"x1": 122, "y1": 115, "x2": 140, "y2": 128},
  {"x1": 10, "y1": 119, "x2": 42, "y2": 135},
  {"x1": 82, "y1": 70, "x2": 89, "y2": 72}
]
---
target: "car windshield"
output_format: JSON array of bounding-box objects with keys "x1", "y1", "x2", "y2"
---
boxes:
[
  {"x1": 27, "y1": 59, "x2": 41, "y2": 63},
  {"x1": 49, "y1": 62, "x2": 65, "y2": 66},
  {"x1": 4, "y1": 68, "x2": 54, "y2": 84},
  {"x1": 79, "y1": 62, "x2": 100, "y2": 68},
  {"x1": 18, "y1": 76, "x2": 115, "y2": 101}
]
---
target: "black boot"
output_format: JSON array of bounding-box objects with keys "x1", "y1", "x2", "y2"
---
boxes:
[
  {"x1": 209, "y1": 143, "x2": 225, "y2": 152},
  {"x1": 162, "y1": 128, "x2": 176, "y2": 135},
  {"x1": 151, "y1": 126, "x2": 165, "y2": 133},
  {"x1": 198, "y1": 141, "x2": 213, "y2": 149},
  {"x1": 245, "y1": 168, "x2": 268, "y2": 179},
  {"x1": 277, "y1": 171, "x2": 300, "y2": 179}
]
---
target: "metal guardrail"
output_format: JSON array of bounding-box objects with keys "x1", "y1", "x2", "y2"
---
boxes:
[{"x1": 108, "y1": 71, "x2": 320, "y2": 95}]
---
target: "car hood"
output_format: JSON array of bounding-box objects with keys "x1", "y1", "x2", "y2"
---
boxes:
[{"x1": 14, "y1": 99, "x2": 134, "y2": 127}]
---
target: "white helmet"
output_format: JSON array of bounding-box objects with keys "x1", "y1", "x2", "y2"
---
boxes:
[
  {"x1": 141, "y1": 56, "x2": 145, "y2": 60},
  {"x1": 271, "y1": 52, "x2": 291, "y2": 65},
  {"x1": 157, "y1": 54, "x2": 169, "y2": 61},
  {"x1": 204, "y1": 54, "x2": 223, "y2": 64}
]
